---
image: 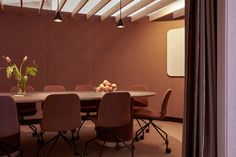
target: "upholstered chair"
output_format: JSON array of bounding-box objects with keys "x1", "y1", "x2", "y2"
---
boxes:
[
  {"x1": 37, "y1": 94, "x2": 83, "y2": 157},
  {"x1": 131, "y1": 89, "x2": 172, "y2": 157},
  {"x1": 0, "y1": 96, "x2": 23, "y2": 157}
]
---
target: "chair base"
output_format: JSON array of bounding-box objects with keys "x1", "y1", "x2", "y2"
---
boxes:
[
  {"x1": 19, "y1": 116, "x2": 41, "y2": 144},
  {"x1": 37, "y1": 132, "x2": 83, "y2": 157},
  {"x1": 0, "y1": 141, "x2": 23, "y2": 157},
  {"x1": 84, "y1": 129, "x2": 132, "y2": 157},
  {"x1": 132, "y1": 120, "x2": 171, "y2": 157},
  {"x1": 96, "y1": 139, "x2": 131, "y2": 148}
]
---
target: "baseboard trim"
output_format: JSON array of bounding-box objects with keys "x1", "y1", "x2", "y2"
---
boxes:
[{"x1": 162, "y1": 117, "x2": 183, "y2": 123}]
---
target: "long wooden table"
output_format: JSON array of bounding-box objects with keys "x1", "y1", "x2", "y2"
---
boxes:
[
  {"x1": 0, "y1": 91, "x2": 156, "y2": 103},
  {"x1": 0, "y1": 90, "x2": 156, "y2": 146}
]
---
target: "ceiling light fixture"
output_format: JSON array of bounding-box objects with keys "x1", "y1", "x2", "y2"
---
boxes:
[
  {"x1": 116, "y1": 0, "x2": 124, "y2": 28},
  {"x1": 54, "y1": 0, "x2": 63, "y2": 22}
]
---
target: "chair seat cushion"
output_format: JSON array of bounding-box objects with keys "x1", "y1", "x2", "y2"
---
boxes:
[
  {"x1": 80, "y1": 100, "x2": 98, "y2": 113},
  {"x1": 81, "y1": 105, "x2": 97, "y2": 113},
  {"x1": 133, "y1": 100, "x2": 148, "y2": 107},
  {"x1": 16, "y1": 103, "x2": 37, "y2": 117},
  {"x1": 133, "y1": 109, "x2": 162, "y2": 120}
]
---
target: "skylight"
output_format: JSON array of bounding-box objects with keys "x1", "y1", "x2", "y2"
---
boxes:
[
  {"x1": 112, "y1": 0, "x2": 140, "y2": 17},
  {"x1": 128, "y1": 0, "x2": 161, "y2": 17},
  {"x1": 148, "y1": 0, "x2": 185, "y2": 17},
  {"x1": 95, "y1": 0, "x2": 119, "y2": 16},
  {"x1": 79, "y1": 0, "x2": 101, "y2": 14}
]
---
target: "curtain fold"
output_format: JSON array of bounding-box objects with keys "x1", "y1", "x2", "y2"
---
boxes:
[{"x1": 183, "y1": 0, "x2": 217, "y2": 157}]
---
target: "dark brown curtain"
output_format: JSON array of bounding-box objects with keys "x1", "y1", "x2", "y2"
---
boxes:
[{"x1": 183, "y1": 0, "x2": 217, "y2": 157}]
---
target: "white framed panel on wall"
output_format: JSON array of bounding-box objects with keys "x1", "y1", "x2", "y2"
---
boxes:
[{"x1": 167, "y1": 27, "x2": 185, "y2": 77}]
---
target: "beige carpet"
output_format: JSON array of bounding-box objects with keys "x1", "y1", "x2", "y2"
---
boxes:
[{"x1": 20, "y1": 121, "x2": 182, "y2": 157}]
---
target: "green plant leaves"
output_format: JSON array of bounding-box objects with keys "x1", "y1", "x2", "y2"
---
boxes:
[
  {"x1": 1, "y1": 57, "x2": 38, "y2": 80},
  {"x1": 26, "y1": 66, "x2": 37, "y2": 76},
  {"x1": 6, "y1": 66, "x2": 14, "y2": 78}
]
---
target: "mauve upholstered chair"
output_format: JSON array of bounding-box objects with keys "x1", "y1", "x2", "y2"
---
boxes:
[
  {"x1": 129, "y1": 85, "x2": 150, "y2": 134},
  {"x1": 129, "y1": 85, "x2": 149, "y2": 108},
  {"x1": 75, "y1": 85, "x2": 98, "y2": 125},
  {"x1": 37, "y1": 94, "x2": 83, "y2": 157},
  {"x1": 131, "y1": 89, "x2": 172, "y2": 157},
  {"x1": 84, "y1": 92, "x2": 132, "y2": 157},
  {"x1": 0, "y1": 96, "x2": 23, "y2": 157},
  {"x1": 10, "y1": 85, "x2": 40, "y2": 143},
  {"x1": 75, "y1": 85, "x2": 94, "y2": 91},
  {"x1": 43, "y1": 85, "x2": 66, "y2": 91}
]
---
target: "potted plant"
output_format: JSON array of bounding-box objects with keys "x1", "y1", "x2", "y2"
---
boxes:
[{"x1": 1, "y1": 56, "x2": 38, "y2": 95}]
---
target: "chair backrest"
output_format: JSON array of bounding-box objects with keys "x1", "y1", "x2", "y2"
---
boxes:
[
  {"x1": 129, "y1": 85, "x2": 149, "y2": 106},
  {"x1": 10, "y1": 85, "x2": 35, "y2": 92},
  {"x1": 0, "y1": 96, "x2": 19, "y2": 138},
  {"x1": 43, "y1": 85, "x2": 66, "y2": 91},
  {"x1": 42, "y1": 94, "x2": 81, "y2": 132},
  {"x1": 75, "y1": 85, "x2": 94, "y2": 91},
  {"x1": 160, "y1": 89, "x2": 172, "y2": 119},
  {"x1": 98, "y1": 92, "x2": 131, "y2": 128}
]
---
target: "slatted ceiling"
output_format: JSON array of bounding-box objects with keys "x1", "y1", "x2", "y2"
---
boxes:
[
  {"x1": 149, "y1": 0, "x2": 184, "y2": 21},
  {"x1": 71, "y1": 0, "x2": 89, "y2": 17},
  {"x1": 20, "y1": 0, "x2": 23, "y2": 7},
  {"x1": 38, "y1": 0, "x2": 44, "y2": 14},
  {"x1": 114, "y1": 0, "x2": 155, "y2": 22},
  {"x1": 112, "y1": 0, "x2": 140, "y2": 16},
  {"x1": 0, "y1": 0, "x2": 4, "y2": 11},
  {"x1": 100, "y1": 0, "x2": 132, "y2": 21},
  {"x1": 130, "y1": 0, "x2": 176, "y2": 22},
  {"x1": 1, "y1": 0, "x2": 184, "y2": 22},
  {"x1": 173, "y1": 7, "x2": 184, "y2": 18},
  {"x1": 57, "y1": 0, "x2": 67, "y2": 12},
  {"x1": 86, "y1": 0, "x2": 110, "y2": 19}
]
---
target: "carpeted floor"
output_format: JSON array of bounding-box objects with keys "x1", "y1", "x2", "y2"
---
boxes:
[{"x1": 19, "y1": 120, "x2": 182, "y2": 157}]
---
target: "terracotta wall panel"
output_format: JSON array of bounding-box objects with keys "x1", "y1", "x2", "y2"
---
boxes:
[
  {"x1": 0, "y1": 6, "x2": 184, "y2": 118},
  {"x1": 0, "y1": 7, "x2": 48, "y2": 91},
  {"x1": 46, "y1": 13, "x2": 94, "y2": 90},
  {"x1": 94, "y1": 18, "x2": 134, "y2": 89}
]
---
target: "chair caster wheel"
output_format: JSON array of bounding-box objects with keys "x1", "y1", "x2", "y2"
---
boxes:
[
  {"x1": 166, "y1": 148, "x2": 171, "y2": 153},
  {"x1": 32, "y1": 132, "x2": 38, "y2": 137},
  {"x1": 140, "y1": 136, "x2": 144, "y2": 140},
  {"x1": 145, "y1": 129, "x2": 149, "y2": 133}
]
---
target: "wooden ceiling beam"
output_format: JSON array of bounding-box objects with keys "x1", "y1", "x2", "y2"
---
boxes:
[
  {"x1": 101, "y1": 0, "x2": 132, "y2": 21},
  {"x1": 149, "y1": 0, "x2": 185, "y2": 21},
  {"x1": 173, "y1": 7, "x2": 185, "y2": 18},
  {"x1": 38, "y1": 0, "x2": 45, "y2": 14},
  {"x1": 131, "y1": 0, "x2": 176, "y2": 22},
  {"x1": 57, "y1": 0, "x2": 67, "y2": 12},
  {"x1": 115, "y1": 0, "x2": 155, "y2": 22},
  {"x1": 0, "y1": 0, "x2": 4, "y2": 11},
  {"x1": 71, "y1": 0, "x2": 89, "y2": 18},
  {"x1": 20, "y1": 0, "x2": 23, "y2": 8},
  {"x1": 86, "y1": 0, "x2": 110, "y2": 20}
]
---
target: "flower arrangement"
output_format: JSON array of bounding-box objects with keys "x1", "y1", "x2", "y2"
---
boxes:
[
  {"x1": 1, "y1": 56, "x2": 38, "y2": 95},
  {"x1": 96, "y1": 80, "x2": 117, "y2": 93}
]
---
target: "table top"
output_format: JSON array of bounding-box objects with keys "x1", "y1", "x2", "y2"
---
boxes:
[{"x1": 0, "y1": 91, "x2": 156, "y2": 103}]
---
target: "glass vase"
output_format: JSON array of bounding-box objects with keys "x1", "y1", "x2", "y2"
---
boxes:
[{"x1": 17, "y1": 76, "x2": 27, "y2": 95}]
